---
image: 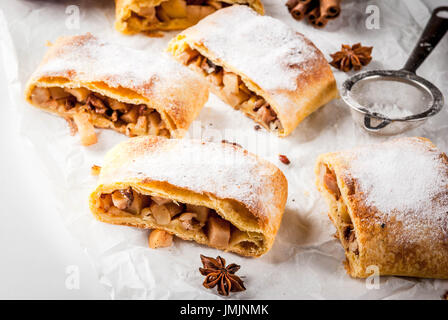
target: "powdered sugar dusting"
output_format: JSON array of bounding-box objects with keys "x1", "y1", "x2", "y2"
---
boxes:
[
  {"x1": 34, "y1": 34, "x2": 196, "y2": 99},
  {"x1": 103, "y1": 139, "x2": 282, "y2": 220},
  {"x1": 348, "y1": 137, "x2": 448, "y2": 243},
  {"x1": 368, "y1": 103, "x2": 414, "y2": 118},
  {"x1": 189, "y1": 5, "x2": 319, "y2": 92}
]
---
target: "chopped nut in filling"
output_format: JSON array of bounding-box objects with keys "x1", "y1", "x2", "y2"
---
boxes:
[
  {"x1": 98, "y1": 187, "x2": 263, "y2": 251},
  {"x1": 30, "y1": 86, "x2": 170, "y2": 145},
  {"x1": 178, "y1": 47, "x2": 283, "y2": 132},
  {"x1": 123, "y1": 0, "x2": 234, "y2": 32}
]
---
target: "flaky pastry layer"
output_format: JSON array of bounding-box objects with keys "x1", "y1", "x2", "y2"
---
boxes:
[
  {"x1": 115, "y1": 0, "x2": 264, "y2": 34},
  {"x1": 315, "y1": 137, "x2": 448, "y2": 279},
  {"x1": 167, "y1": 5, "x2": 338, "y2": 137},
  {"x1": 89, "y1": 136, "x2": 288, "y2": 256},
  {"x1": 25, "y1": 33, "x2": 209, "y2": 144}
]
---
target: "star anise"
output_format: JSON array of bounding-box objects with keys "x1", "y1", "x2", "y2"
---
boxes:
[
  {"x1": 329, "y1": 43, "x2": 373, "y2": 72},
  {"x1": 199, "y1": 254, "x2": 246, "y2": 296}
]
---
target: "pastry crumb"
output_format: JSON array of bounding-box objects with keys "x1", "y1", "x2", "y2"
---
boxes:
[
  {"x1": 143, "y1": 30, "x2": 164, "y2": 38},
  {"x1": 222, "y1": 140, "x2": 242, "y2": 148},
  {"x1": 91, "y1": 165, "x2": 101, "y2": 176}
]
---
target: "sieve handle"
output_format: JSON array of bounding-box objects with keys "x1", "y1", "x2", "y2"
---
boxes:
[
  {"x1": 363, "y1": 115, "x2": 391, "y2": 132},
  {"x1": 402, "y1": 6, "x2": 448, "y2": 73}
]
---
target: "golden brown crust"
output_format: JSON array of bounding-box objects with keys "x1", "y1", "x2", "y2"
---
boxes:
[
  {"x1": 115, "y1": 0, "x2": 265, "y2": 34},
  {"x1": 24, "y1": 33, "x2": 209, "y2": 139},
  {"x1": 315, "y1": 137, "x2": 448, "y2": 279},
  {"x1": 167, "y1": 5, "x2": 338, "y2": 137},
  {"x1": 89, "y1": 136, "x2": 288, "y2": 256}
]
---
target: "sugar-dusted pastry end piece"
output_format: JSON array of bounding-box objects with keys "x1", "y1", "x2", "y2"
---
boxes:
[
  {"x1": 115, "y1": 0, "x2": 264, "y2": 35},
  {"x1": 89, "y1": 136, "x2": 288, "y2": 257},
  {"x1": 315, "y1": 137, "x2": 448, "y2": 279},
  {"x1": 25, "y1": 33, "x2": 209, "y2": 145},
  {"x1": 167, "y1": 5, "x2": 338, "y2": 137}
]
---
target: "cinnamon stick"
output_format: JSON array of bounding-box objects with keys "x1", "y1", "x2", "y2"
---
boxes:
[
  {"x1": 287, "y1": 0, "x2": 341, "y2": 28},
  {"x1": 307, "y1": 6, "x2": 320, "y2": 22},
  {"x1": 313, "y1": 15, "x2": 328, "y2": 28},
  {"x1": 320, "y1": 0, "x2": 341, "y2": 18},
  {"x1": 291, "y1": 2, "x2": 310, "y2": 20},
  {"x1": 286, "y1": 0, "x2": 299, "y2": 11}
]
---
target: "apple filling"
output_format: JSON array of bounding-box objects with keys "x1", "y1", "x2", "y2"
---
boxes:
[
  {"x1": 98, "y1": 187, "x2": 264, "y2": 251},
  {"x1": 178, "y1": 47, "x2": 283, "y2": 132},
  {"x1": 123, "y1": 0, "x2": 233, "y2": 32},
  {"x1": 30, "y1": 86, "x2": 170, "y2": 145},
  {"x1": 320, "y1": 164, "x2": 359, "y2": 257}
]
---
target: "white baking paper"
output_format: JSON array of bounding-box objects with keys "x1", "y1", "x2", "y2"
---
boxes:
[{"x1": 1, "y1": 0, "x2": 447, "y2": 299}]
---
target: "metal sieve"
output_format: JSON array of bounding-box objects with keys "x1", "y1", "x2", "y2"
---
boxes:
[{"x1": 341, "y1": 6, "x2": 448, "y2": 135}]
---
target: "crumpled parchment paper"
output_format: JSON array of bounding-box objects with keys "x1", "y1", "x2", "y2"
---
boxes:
[{"x1": 1, "y1": 0, "x2": 447, "y2": 299}]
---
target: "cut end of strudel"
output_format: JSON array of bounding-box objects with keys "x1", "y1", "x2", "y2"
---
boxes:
[
  {"x1": 167, "y1": 5, "x2": 338, "y2": 137},
  {"x1": 25, "y1": 33, "x2": 208, "y2": 146},
  {"x1": 316, "y1": 137, "x2": 448, "y2": 279},
  {"x1": 115, "y1": 0, "x2": 264, "y2": 34},
  {"x1": 89, "y1": 136, "x2": 288, "y2": 257}
]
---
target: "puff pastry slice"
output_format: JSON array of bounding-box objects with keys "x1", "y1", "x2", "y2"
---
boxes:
[
  {"x1": 25, "y1": 33, "x2": 209, "y2": 145},
  {"x1": 89, "y1": 136, "x2": 288, "y2": 257},
  {"x1": 168, "y1": 5, "x2": 338, "y2": 137},
  {"x1": 316, "y1": 137, "x2": 448, "y2": 278},
  {"x1": 115, "y1": 0, "x2": 264, "y2": 34}
]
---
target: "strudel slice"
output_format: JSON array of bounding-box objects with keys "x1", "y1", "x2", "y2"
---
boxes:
[
  {"x1": 89, "y1": 136, "x2": 288, "y2": 257},
  {"x1": 316, "y1": 137, "x2": 448, "y2": 279},
  {"x1": 25, "y1": 33, "x2": 208, "y2": 145},
  {"x1": 115, "y1": 0, "x2": 264, "y2": 35},
  {"x1": 168, "y1": 5, "x2": 338, "y2": 137}
]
